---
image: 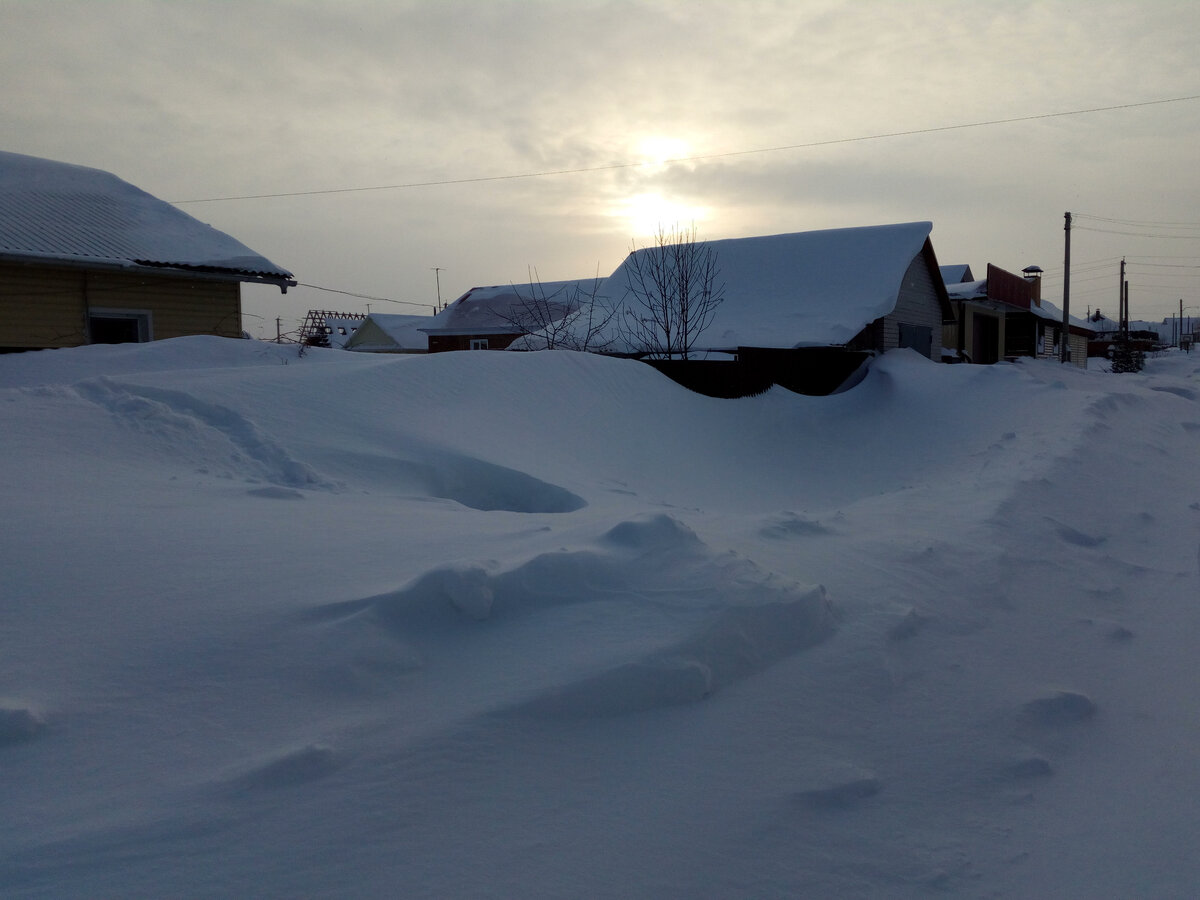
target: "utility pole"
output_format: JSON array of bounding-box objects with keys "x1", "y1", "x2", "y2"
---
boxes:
[
  {"x1": 1180, "y1": 298, "x2": 1184, "y2": 347},
  {"x1": 1061, "y1": 212, "x2": 1072, "y2": 363},
  {"x1": 431, "y1": 267, "x2": 444, "y2": 311},
  {"x1": 1123, "y1": 281, "x2": 1129, "y2": 338},
  {"x1": 1118, "y1": 258, "x2": 1127, "y2": 339},
  {"x1": 276, "y1": 317, "x2": 282, "y2": 343}
]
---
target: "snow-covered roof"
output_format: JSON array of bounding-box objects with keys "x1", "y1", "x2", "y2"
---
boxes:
[
  {"x1": 428, "y1": 278, "x2": 602, "y2": 336},
  {"x1": 1032, "y1": 299, "x2": 1096, "y2": 334},
  {"x1": 940, "y1": 263, "x2": 975, "y2": 284},
  {"x1": 0, "y1": 150, "x2": 293, "y2": 284},
  {"x1": 343, "y1": 313, "x2": 432, "y2": 352},
  {"x1": 322, "y1": 317, "x2": 365, "y2": 349},
  {"x1": 946, "y1": 278, "x2": 987, "y2": 299},
  {"x1": 946, "y1": 271, "x2": 1094, "y2": 334},
  {"x1": 592, "y1": 221, "x2": 937, "y2": 350}
]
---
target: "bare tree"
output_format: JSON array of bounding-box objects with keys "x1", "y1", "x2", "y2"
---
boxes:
[
  {"x1": 504, "y1": 267, "x2": 619, "y2": 352},
  {"x1": 620, "y1": 225, "x2": 725, "y2": 359}
]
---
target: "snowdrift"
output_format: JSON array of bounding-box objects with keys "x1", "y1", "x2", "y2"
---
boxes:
[{"x1": 3, "y1": 338, "x2": 1200, "y2": 897}]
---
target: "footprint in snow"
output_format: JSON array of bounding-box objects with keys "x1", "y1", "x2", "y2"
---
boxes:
[
  {"x1": 1004, "y1": 756, "x2": 1054, "y2": 778},
  {"x1": 247, "y1": 486, "x2": 306, "y2": 500},
  {"x1": 1018, "y1": 690, "x2": 1097, "y2": 727},
  {"x1": 887, "y1": 607, "x2": 930, "y2": 641},
  {"x1": 792, "y1": 762, "x2": 881, "y2": 809},
  {"x1": 226, "y1": 744, "x2": 339, "y2": 794}
]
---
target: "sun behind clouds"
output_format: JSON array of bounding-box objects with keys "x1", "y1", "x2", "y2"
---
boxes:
[
  {"x1": 636, "y1": 135, "x2": 691, "y2": 169},
  {"x1": 615, "y1": 192, "x2": 710, "y2": 239},
  {"x1": 607, "y1": 137, "x2": 707, "y2": 237}
]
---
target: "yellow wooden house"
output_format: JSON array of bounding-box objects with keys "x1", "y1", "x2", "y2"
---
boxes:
[{"x1": 0, "y1": 151, "x2": 294, "y2": 352}]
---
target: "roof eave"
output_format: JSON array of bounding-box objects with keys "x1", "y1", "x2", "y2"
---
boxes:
[{"x1": 0, "y1": 250, "x2": 295, "y2": 290}]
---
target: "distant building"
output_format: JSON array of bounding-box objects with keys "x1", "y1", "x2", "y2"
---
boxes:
[
  {"x1": 514, "y1": 221, "x2": 954, "y2": 395},
  {"x1": 939, "y1": 263, "x2": 975, "y2": 285},
  {"x1": 943, "y1": 263, "x2": 1093, "y2": 368},
  {"x1": 344, "y1": 279, "x2": 602, "y2": 354},
  {"x1": 342, "y1": 313, "x2": 432, "y2": 353},
  {"x1": 0, "y1": 151, "x2": 294, "y2": 352}
]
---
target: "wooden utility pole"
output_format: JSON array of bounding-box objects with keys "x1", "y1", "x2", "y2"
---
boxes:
[
  {"x1": 1061, "y1": 212, "x2": 1072, "y2": 363},
  {"x1": 1123, "y1": 281, "x2": 1129, "y2": 338},
  {"x1": 1118, "y1": 258, "x2": 1127, "y2": 338}
]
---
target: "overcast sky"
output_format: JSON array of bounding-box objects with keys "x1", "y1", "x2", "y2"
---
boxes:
[{"x1": 5, "y1": 0, "x2": 1200, "y2": 334}]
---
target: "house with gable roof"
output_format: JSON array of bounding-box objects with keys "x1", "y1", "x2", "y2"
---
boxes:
[
  {"x1": 514, "y1": 221, "x2": 953, "y2": 395},
  {"x1": 342, "y1": 313, "x2": 432, "y2": 353},
  {"x1": 943, "y1": 263, "x2": 1093, "y2": 367},
  {"x1": 344, "y1": 277, "x2": 603, "y2": 354},
  {"x1": 423, "y1": 279, "x2": 603, "y2": 352},
  {"x1": 0, "y1": 150, "x2": 294, "y2": 352}
]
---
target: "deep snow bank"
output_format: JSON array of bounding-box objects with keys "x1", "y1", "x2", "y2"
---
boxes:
[{"x1": 2, "y1": 338, "x2": 1200, "y2": 898}]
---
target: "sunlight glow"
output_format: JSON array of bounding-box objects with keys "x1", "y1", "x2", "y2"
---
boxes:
[
  {"x1": 615, "y1": 192, "x2": 710, "y2": 238},
  {"x1": 637, "y1": 136, "x2": 691, "y2": 169}
]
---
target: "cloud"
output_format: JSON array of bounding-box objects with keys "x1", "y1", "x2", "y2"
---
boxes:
[{"x1": 4, "y1": 0, "x2": 1200, "y2": 328}]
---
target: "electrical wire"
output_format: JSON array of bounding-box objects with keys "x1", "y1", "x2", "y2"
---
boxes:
[
  {"x1": 295, "y1": 282, "x2": 436, "y2": 312},
  {"x1": 170, "y1": 94, "x2": 1200, "y2": 204},
  {"x1": 1073, "y1": 213, "x2": 1200, "y2": 229},
  {"x1": 1073, "y1": 225, "x2": 1200, "y2": 240}
]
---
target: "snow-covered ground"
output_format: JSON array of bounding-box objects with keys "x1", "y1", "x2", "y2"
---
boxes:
[{"x1": 2, "y1": 339, "x2": 1199, "y2": 898}]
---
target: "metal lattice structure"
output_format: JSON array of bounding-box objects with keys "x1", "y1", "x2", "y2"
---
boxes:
[{"x1": 296, "y1": 310, "x2": 367, "y2": 346}]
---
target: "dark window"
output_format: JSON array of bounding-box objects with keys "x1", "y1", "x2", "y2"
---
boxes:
[
  {"x1": 89, "y1": 315, "x2": 143, "y2": 344},
  {"x1": 897, "y1": 323, "x2": 933, "y2": 358}
]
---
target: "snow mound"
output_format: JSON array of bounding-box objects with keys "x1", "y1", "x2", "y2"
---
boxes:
[
  {"x1": 1046, "y1": 517, "x2": 1107, "y2": 549},
  {"x1": 759, "y1": 511, "x2": 834, "y2": 538},
  {"x1": 0, "y1": 334, "x2": 315, "y2": 388},
  {"x1": 601, "y1": 512, "x2": 705, "y2": 553},
  {"x1": 376, "y1": 453, "x2": 586, "y2": 513},
  {"x1": 300, "y1": 514, "x2": 834, "y2": 720},
  {"x1": 73, "y1": 377, "x2": 332, "y2": 489},
  {"x1": 887, "y1": 607, "x2": 930, "y2": 642},
  {"x1": 1004, "y1": 756, "x2": 1054, "y2": 778},
  {"x1": 0, "y1": 705, "x2": 44, "y2": 745},
  {"x1": 1148, "y1": 384, "x2": 1197, "y2": 401},
  {"x1": 793, "y1": 763, "x2": 882, "y2": 808},
  {"x1": 1018, "y1": 690, "x2": 1097, "y2": 727},
  {"x1": 517, "y1": 584, "x2": 833, "y2": 718},
  {"x1": 246, "y1": 486, "x2": 306, "y2": 500},
  {"x1": 226, "y1": 744, "x2": 339, "y2": 793}
]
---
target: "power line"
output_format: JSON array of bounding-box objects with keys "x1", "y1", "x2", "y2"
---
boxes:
[
  {"x1": 1073, "y1": 213, "x2": 1200, "y2": 229},
  {"x1": 171, "y1": 94, "x2": 1200, "y2": 204},
  {"x1": 296, "y1": 282, "x2": 436, "y2": 312},
  {"x1": 1127, "y1": 261, "x2": 1200, "y2": 269},
  {"x1": 1074, "y1": 225, "x2": 1200, "y2": 239}
]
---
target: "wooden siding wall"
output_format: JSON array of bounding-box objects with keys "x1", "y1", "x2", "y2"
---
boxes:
[
  {"x1": 0, "y1": 262, "x2": 241, "y2": 349},
  {"x1": 0, "y1": 264, "x2": 86, "y2": 348},
  {"x1": 1029, "y1": 321, "x2": 1088, "y2": 368},
  {"x1": 1068, "y1": 332, "x2": 1089, "y2": 368},
  {"x1": 879, "y1": 251, "x2": 945, "y2": 356},
  {"x1": 942, "y1": 314, "x2": 958, "y2": 355}
]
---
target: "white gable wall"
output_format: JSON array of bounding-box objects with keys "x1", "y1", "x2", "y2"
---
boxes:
[{"x1": 852, "y1": 250, "x2": 945, "y2": 358}]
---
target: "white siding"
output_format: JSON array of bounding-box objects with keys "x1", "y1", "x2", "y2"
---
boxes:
[{"x1": 880, "y1": 251, "x2": 944, "y2": 357}]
